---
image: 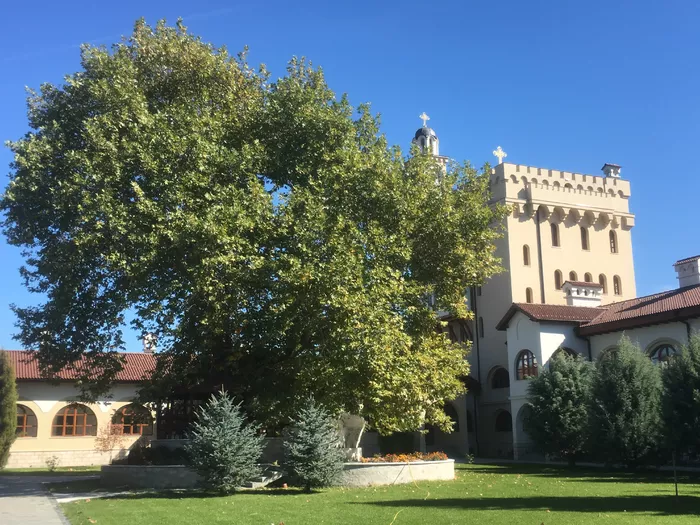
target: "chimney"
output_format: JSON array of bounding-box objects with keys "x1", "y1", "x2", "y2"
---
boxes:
[
  {"x1": 674, "y1": 256, "x2": 700, "y2": 288},
  {"x1": 142, "y1": 333, "x2": 156, "y2": 354},
  {"x1": 562, "y1": 281, "x2": 603, "y2": 307},
  {"x1": 601, "y1": 163, "x2": 621, "y2": 178}
]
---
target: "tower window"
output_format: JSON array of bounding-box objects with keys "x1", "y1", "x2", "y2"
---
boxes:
[
  {"x1": 569, "y1": 271, "x2": 578, "y2": 282},
  {"x1": 478, "y1": 317, "x2": 484, "y2": 338},
  {"x1": 477, "y1": 286, "x2": 482, "y2": 296},
  {"x1": 580, "y1": 227, "x2": 589, "y2": 250},
  {"x1": 613, "y1": 275, "x2": 622, "y2": 295},
  {"x1": 525, "y1": 288, "x2": 533, "y2": 303},
  {"x1": 551, "y1": 223, "x2": 560, "y2": 247},
  {"x1": 515, "y1": 350, "x2": 538, "y2": 380},
  {"x1": 599, "y1": 274, "x2": 607, "y2": 294},
  {"x1": 523, "y1": 245, "x2": 530, "y2": 266},
  {"x1": 554, "y1": 270, "x2": 563, "y2": 290},
  {"x1": 609, "y1": 230, "x2": 618, "y2": 253},
  {"x1": 584, "y1": 273, "x2": 592, "y2": 283}
]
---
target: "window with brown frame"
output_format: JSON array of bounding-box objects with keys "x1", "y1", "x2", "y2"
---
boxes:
[
  {"x1": 16, "y1": 404, "x2": 38, "y2": 438},
  {"x1": 609, "y1": 230, "x2": 618, "y2": 253},
  {"x1": 613, "y1": 275, "x2": 622, "y2": 295},
  {"x1": 515, "y1": 350, "x2": 538, "y2": 380},
  {"x1": 550, "y1": 223, "x2": 560, "y2": 247},
  {"x1": 525, "y1": 287, "x2": 534, "y2": 303},
  {"x1": 569, "y1": 271, "x2": 578, "y2": 282},
  {"x1": 112, "y1": 404, "x2": 154, "y2": 436},
  {"x1": 599, "y1": 274, "x2": 607, "y2": 294},
  {"x1": 584, "y1": 273, "x2": 593, "y2": 283},
  {"x1": 554, "y1": 270, "x2": 563, "y2": 289},
  {"x1": 523, "y1": 245, "x2": 530, "y2": 266},
  {"x1": 52, "y1": 404, "x2": 97, "y2": 437},
  {"x1": 580, "y1": 226, "x2": 589, "y2": 250}
]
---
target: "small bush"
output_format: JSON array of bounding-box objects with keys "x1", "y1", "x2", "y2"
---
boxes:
[
  {"x1": 185, "y1": 390, "x2": 264, "y2": 493},
  {"x1": 360, "y1": 451, "x2": 448, "y2": 463},
  {"x1": 45, "y1": 455, "x2": 60, "y2": 472},
  {"x1": 283, "y1": 397, "x2": 345, "y2": 492}
]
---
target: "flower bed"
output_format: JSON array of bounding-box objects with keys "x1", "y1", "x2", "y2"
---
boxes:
[{"x1": 360, "y1": 451, "x2": 448, "y2": 463}]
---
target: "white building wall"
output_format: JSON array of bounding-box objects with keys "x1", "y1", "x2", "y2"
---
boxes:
[{"x1": 589, "y1": 322, "x2": 691, "y2": 359}]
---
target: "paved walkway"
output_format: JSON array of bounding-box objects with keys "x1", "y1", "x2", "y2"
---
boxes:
[{"x1": 0, "y1": 474, "x2": 95, "y2": 525}]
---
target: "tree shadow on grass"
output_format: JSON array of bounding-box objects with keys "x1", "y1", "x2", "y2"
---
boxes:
[
  {"x1": 355, "y1": 495, "x2": 700, "y2": 516},
  {"x1": 463, "y1": 464, "x2": 700, "y2": 484},
  {"x1": 97, "y1": 487, "x2": 311, "y2": 500}
]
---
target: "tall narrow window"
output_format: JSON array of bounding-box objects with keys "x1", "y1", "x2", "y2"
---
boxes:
[
  {"x1": 610, "y1": 230, "x2": 618, "y2": 253},
  {"x1": 477, "y1": 286, "x2": 482, "y2": 296},
  {"x1": 554, "y1": 270, "x2": 563, "y2": 290},
  {"x1": 599, "y1": 274, "x2": 607, "y2": 294},
  {"x1": 584, "y1": 273, "x2": 592, "y2": 283},
  {"x1": 551, "y1": 223, "x2": 560, "y2": 247},
  {"x1": 569, "y1": 271, "x2": 578, "y2": 282},
  {"x1": 525, "y1": 288, "x2": 533, "y2": 303},
  {"x1": 478, "y1": 317, "x2": 484, "y2": 338},
  {"x1": 580, "y1": 227, "x2": 589, "y2": 250},
  {"x1": 523, "y1": 245, "x2": 530, "y2": 266},
  {"x1": 16, "y1": 404, "x2": 38, "y2": 438},
  {"x1": 613, "y1": 275, "x2": 622, "y2": 295}
]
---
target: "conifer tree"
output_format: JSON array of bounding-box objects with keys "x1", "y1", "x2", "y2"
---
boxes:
[
  {"x1": 589, "y1": 335, "x2": 662, "y2": 467},
  {"x1": 0, "y1": 351, "x2": 18, "y2": 468},
  {"x1": 283, "y1": 398, "x2": 345, "y2": 492},
  {"x1": 526, "y1": 351, "x2": 593, "y2": 465},
  {"x1": 662, "y1": 334, "x2": 700, "y2": 459},
  {"x1": 185, "y1": 390, "x2": 263, "y2": 493}
]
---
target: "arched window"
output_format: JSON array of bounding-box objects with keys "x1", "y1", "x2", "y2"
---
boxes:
[
  {"x1": 16, "y1": 404, "x2": 38, "y2": 438},
  {"x1": 52, "y1": 404, "x2": 97, "y2": 436},
  {"x1": 609, "y1": 230, "x2": 618, "y2": 253},
  {"x1": 649, "y1": 344, "x2": 678, "y2": 365},
  {"x1": 613, "y1": 275, "x2": 622, "y2": 295},
  {"x1": 569, "y1": 271, "x2": 578, "y2": 282},
  {"x1": 523, "y1": 245, "x2": 530, "y2": 266},
  {"x1": 554, "y1": 270, "x2": 563, "y2": 290},
  {"x1": 444, "y1": 404, "x2": 460, "y2": 432},
  {"x1": 112, "y1": 404, "x2": 154, "y2": 436},
  {"x1": 580, "y1": 227, "x2": 589, "y2": 250},
  {"x1": 515, "y1": 350, "x2": 538, "y2": 380},
  {"x1": 584, "y1": 273, "x2": 592, "y2": 283},
  {"x1": 495, "y1": 410, "x2": 513, "y2": 432},
  {"x1": 478, "y1": 317, "x2": 484, "y2": 338},
  {"x1": 551, "y1": 223, "x2": 560, "y2": 247},
  {"x1": 599, "y1": 274, "x2": 607, "y2": 294},
  {"x1": 491, "y1": 367, "x2": 510, "y2": 389},
  {"x1": 466, "y1": 410, "x2": 474, "y2": 433},
  {"x1": 552, "y1": 347, "x2": 577, "y2": 360},
  {"x1": 525, "y1": 288, "x2": 533, "y2": 304}
]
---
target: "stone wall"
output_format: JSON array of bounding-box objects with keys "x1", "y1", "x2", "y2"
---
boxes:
[
  {"x1": 342, "y1": 459, "x2": 455, "y2": 487},
  {"x1": 6, "y1": 449, "x2": 125, "y2": 469},
  {"x1": 101, "y1": 465, "x2": 201, "y2": 489}
]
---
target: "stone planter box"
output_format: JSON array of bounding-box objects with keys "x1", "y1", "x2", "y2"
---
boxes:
[
  {"x1": 342, "y1": 459, "x2": 455, "y2": 487},
  {"x1": 102, "y1": 459, "x2": 455, "y2": 490}
]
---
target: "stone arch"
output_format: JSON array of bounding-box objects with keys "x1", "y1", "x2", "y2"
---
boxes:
[{"x1": 488, "y1": 366, "x2": 510, "y2": 389}]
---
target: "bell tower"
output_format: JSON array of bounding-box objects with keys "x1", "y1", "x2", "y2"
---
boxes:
[{"x1": 412, "y1": 112, "x2": 449, "y2": 168}]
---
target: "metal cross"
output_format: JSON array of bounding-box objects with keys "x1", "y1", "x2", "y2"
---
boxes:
[
  {"x1": 419, "y1": 112, "x2": 430, "y2": 127},
  {"x1": 493, "y1": 146, "x2": 507, "y2": 164}
]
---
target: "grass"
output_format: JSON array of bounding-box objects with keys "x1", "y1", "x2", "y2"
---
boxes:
[
  {"x1": 60, "y1": 463, "x2": 700, "y2": 525},
  {"x1": 1, "y1": 466, "x2": 100, "y2": 476}
]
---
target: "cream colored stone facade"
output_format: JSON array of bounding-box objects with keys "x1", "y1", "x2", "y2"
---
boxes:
[{"x1": 8, "y1": 381, "x2": 151, "y2": 468}]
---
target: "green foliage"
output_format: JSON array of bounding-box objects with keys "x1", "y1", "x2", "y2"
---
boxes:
[
  {"x1": 0, "y1": 352, "x2": 18, "y2": 468},
  {"x1": 283, "y1": 398, "x2": 345, "y2": 492},
  {"x1": 526, "y1": 351, "x2": 593, "y2": 464},
  {"x1": 662, "y1": 334, "x2": 700, "y2": 457},
  {"x1": 1, "y1": 19, "x2": 504, "y2": 432},
  {"x1": 589, "y1": 335, "x2": 662, "y2": 467},
  {"x1": 185, "y1": 390, "x2": 263, "y2": 493}
]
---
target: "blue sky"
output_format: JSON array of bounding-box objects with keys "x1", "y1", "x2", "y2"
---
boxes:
[{"x1": 1, "y1": 1, "x2": 698, "y2": 350}]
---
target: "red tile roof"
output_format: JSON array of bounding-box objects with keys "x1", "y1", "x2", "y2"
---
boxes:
[
  {"x1": 578, "y1": 284, "x2": 700, "y2": 335},
  {"x1": 496, "y1": 303, "x2": 606, "y2": 331},
  {"x1": 675, "y1": 255, "x2": 700, "y2": 265},
  {"x1": 564, "y1": 281, "x2": 604, "y2": 288},
  {"x1": 3, "y1": 350, "x2": 156, "y2": 382}
]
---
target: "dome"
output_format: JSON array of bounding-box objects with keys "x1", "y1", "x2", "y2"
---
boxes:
[{"x1": 414, "y1": 126, "x2": 437, "y2": 141}]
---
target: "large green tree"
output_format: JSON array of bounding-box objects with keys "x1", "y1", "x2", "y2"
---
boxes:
[
  {"x1": 526, "y1": 351, "x2": 593, "y2": 465},
  {"x1": 589, "y1": 335, "x2": 663, "y2": 467},
  {"x1": 662, "y1": 334, "x2": 700, "y2": 459},
  {"x1": 0, "y1": 352, "x2": 18, "y2": 468},
  {"x1": 1, "y1": 20, "x2": 504, "y2": 433}
]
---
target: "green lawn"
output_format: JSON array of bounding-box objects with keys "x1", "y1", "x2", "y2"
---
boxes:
[{"x1": 61, "y1": 463, "x2": 700, "y2": 525}]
